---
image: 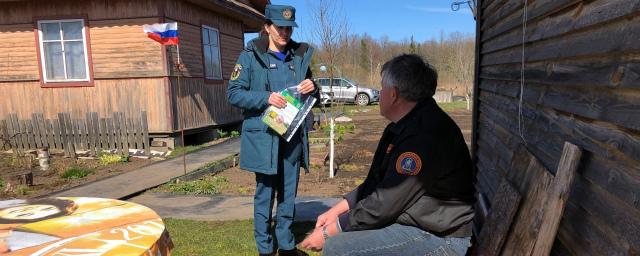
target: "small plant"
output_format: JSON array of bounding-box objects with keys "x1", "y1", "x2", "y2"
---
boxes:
[
  {"x1": 237, "y1": 186, "x2": 251, "y2": 195},
  {"x1": 99, "y1": 153, "x2": 129, "y2": 166},
  {"x1": 14, "y1": 185, "x2": 30, "y2": 196},
  {"x1": 0, "y1": 177, "x2": 4, "y2": 190},
  {"x1": 217, "y1": 129, "x2": 229, "y2": 138},
  {"x1": 230, "y1": 131, "x2": 240, "y2": 138},
  {"x1": 61, "y1": 167, "x2": 95, "y2": 179}
]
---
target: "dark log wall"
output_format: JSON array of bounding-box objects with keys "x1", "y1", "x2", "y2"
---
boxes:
[{"x1": 473, "y1": 0, "x2": 640, "y2": 254}]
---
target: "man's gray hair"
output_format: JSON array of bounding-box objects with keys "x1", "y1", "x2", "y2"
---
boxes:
[{"x1": 380, "y1": 54, "x2": 438, "y2": 102}]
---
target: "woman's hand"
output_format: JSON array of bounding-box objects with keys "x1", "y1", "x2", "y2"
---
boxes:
[
  {"x1": 297, "y1": 79, "x2": 315, "y2": 95},
  {"x1": 268, "y1": 92, "x2": 287, "y2": 108}
]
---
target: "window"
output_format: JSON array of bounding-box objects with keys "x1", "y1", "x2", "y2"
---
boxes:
[
  {"x1": 202, "y1": 25, "x2": 222, "y2": 80},
  {"x1": 37, "y1": 19, "x2": 90, "y2": 83}
]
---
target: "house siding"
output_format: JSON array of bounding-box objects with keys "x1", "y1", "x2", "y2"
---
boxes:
[{"x1": 473, "y1": 0, "x2": 640, "y2": 254}]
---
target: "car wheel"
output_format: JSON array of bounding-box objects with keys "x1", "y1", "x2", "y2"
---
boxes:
[{"x1": 356, "y1": 93, "x2": 370, "y2": 106}]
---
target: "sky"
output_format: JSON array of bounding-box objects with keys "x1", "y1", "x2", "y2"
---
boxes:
[{"x1": 247, "y1": 0, "x2": 477, "y2": 44}]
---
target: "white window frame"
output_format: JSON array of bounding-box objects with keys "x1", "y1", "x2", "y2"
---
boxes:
[
  {"x1": 202, "y1": 25, "x2": 223, "y2": 80},
  {"x1": 37, "y1": 19, "x2": 91, "y2": 83}
]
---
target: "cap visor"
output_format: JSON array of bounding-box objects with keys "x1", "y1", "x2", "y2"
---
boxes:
[{"x1": 272, "y1": 20, "x2": 298, "y2": 27}]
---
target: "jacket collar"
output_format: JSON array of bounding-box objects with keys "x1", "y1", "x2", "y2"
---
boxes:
[{"x1": 388, "y1": 98, "x2": 437, "y2": 135}]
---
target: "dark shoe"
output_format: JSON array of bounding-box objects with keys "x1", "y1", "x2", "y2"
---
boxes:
[
  {"x1": 259, "y1": 253, "x2": 275, "y2": 256},
  {"x1": 278, "y1": 248, "x2": 308, "y2": 256}
]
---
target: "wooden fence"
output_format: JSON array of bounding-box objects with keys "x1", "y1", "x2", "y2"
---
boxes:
[{"x1": 0, "y1": 112, "x2": 150, "y2": 157}]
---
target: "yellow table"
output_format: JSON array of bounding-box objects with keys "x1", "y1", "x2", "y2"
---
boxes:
[{"x1": 0, "y1": 197, "x2": 173, "y2": 255}]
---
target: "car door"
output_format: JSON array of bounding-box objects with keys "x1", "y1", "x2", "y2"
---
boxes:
[
  {"x1": 341, "y1": 79, "x2": 357, "y2": 101},
  {"x1": 330, "y1": 78, "x2": 345, "y2": 102}
]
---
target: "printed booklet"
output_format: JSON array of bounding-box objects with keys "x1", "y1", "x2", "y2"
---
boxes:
[{"x1": 262, "y1": 86, "x2": 317, "y2": 142}]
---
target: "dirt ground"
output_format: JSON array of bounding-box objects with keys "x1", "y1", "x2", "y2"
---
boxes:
[
  {"x1": 0, "y1": 151, "x2": 155, "y2": 199},
  {"x1": 217, "y1": 105, "x2": 473, "y2": 197}
]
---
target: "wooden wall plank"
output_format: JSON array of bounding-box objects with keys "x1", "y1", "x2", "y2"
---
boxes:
[
  {"x1": 476, "y1": 178, "x2": 522, "y2": 255},
  {"x1": 141, "y1": 111, "x2": 150, "y2": 155},
  {"x1": 532, "y1": 142, "x2": 583, "y2": 255},
  {"x1": 481, "y1": 14, "x2": 640, "y2": 66},
  {"x1": 0, "y1": 79, "x2": 171, "y2": 133},
  {"x1": 482, "y1": 0, "x2": 640, "y2": 54}
]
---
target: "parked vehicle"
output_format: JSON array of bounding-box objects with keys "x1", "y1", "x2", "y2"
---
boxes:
[{"x1": 314, "y1": 77, "x2": 379, "y2": 105}]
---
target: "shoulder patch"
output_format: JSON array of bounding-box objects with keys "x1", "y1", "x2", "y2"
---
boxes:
[
  {"x1": 395, "y1": 152, "x2": 422, "y2": 176},
  {"x1": 230, "y1": 64, "x2": 242, "y2": 81}
]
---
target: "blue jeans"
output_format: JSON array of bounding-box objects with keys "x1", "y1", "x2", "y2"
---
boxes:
[
  {"x1": 254, "y1": 137, "x2": 302, "y2": 254},
  {"x1": 323, "y1": 223, "x2": 471, "y2": 256}
]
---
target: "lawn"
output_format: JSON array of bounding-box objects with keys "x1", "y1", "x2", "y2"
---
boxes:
[{"x1": 165, "y1": 218, "x2": 321, "y2": 256}]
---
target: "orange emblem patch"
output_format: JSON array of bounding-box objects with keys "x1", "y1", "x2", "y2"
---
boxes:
[{"x1": 395, "y1": 152, "x2": 422, "y2": 176}]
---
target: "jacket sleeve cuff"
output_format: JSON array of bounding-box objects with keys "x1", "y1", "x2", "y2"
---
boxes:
[
  {"x1": 338, "y1": 213, "x2": 351, "y2": 232},
  {"x1": 343, "y1": 189, "x2": 359, "y2": 209}
]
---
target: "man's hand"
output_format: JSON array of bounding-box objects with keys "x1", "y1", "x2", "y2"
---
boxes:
[
  {"x1": 268, "y1": 92, "x2": 287, "y2": 108},
  {"x1": 297, "y1": 79, "x2": 315, "y2": 95},
  {"x1": 300, "y1": 227, "x2": 325, "y2": 251},
  {"x1": 315, "y1": 210, "x2": 339, "y2": 228}
]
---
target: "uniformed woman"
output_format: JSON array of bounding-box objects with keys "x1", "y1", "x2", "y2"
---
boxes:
[{"x1": 227, "y1": 4, "x2": 317, "y2": 256}]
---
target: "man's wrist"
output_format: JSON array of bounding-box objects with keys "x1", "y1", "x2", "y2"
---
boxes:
[{"x1": 322, "y1": 226, "x2": 329, "y2": 240}]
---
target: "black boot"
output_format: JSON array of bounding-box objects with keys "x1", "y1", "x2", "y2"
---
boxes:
[
  {"x1": 278, "y1": 248, "x2": 308, "y2": 256},
  {"x1": 258, "y1": 252, "x2": 276, "y2": 256}
]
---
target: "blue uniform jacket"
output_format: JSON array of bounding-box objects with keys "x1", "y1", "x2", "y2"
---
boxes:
[{"x1": 227, "y1": 35, "x2": 316, "y2": 175}]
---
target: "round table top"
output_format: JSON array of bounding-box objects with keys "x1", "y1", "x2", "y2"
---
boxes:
[{"x1": 0, "y1": 197, "x2": 173, "y2": 255}]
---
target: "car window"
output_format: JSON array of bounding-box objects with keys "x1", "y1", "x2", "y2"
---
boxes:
[
  {"x1": 317, "y1": 79, "x2": 329, "y2": 86},
  {"x1": 340, "y1": 79, "x2": 351, "y2": 87},
  {"x1": 331, "y1": 79, "x2": 341, "y2": 87}
]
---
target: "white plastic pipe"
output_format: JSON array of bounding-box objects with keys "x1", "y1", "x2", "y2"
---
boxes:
[{"x1": 329, "y1": 117, "x2": 335, "y2": 178}]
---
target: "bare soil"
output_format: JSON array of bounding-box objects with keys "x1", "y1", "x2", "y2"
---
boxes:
[
  {"x1": 0, "y1": 152, "x2": 155, "y2": 199},
  {"x1": 217, "y1": 106, "x2": 472, "y2": 197}
]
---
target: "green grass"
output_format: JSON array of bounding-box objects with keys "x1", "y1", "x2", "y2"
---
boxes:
[
  {"x1": 61, "y1": 167, "x2": 95, "y2": 179},
  {"x1": 438, "y1": 101, "x2": 469, "y2": 112},
  {"x1": 155, "y1": 175, "x2": 229, "y2": 195},
  {"x1": 167, "y1": 144, "x2": 209, "y2": 159},
  {"x1": 164, "y1": 218, "x2": 321, "y2": 256}
]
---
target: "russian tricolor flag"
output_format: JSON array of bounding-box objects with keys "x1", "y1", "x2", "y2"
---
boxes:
[{"x1": 143, "y1": 22, "x2": 179, "y2": 45}]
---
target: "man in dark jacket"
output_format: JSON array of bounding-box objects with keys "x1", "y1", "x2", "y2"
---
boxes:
[{"x1": 301, "y1": 54, "x2": 475, "y2": 255}]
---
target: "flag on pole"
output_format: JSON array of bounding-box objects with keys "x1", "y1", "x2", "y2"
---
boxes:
[{"x1": 143, "y1": 22, "x2": 179, "y2": 45}]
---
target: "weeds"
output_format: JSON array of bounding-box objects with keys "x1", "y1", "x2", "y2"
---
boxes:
[
  {"x1": 61, "y1": 167, "x2": 95, "y2": 179},
  {"x1": 14, "y1": 185, "x2": 30, "y2": 195},
  {"x1": 98, "y1": 153, "x2": 129, "y2": 166},
  {"x1": 159, "y1": 175, "x2": 229, "y2": 195}
]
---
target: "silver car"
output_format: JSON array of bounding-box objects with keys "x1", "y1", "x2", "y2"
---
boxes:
[{"x1": 314, "y1": 77, "x2": 380, "y2": 105}]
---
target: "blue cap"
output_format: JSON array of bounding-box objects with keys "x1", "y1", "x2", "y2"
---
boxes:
[{"x1": 265, "y1": 4, "x2": 298, "y2": 27}]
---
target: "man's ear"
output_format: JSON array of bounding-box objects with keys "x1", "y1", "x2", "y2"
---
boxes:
[{"x1": 391, "y1": 86, "x2": 400, "y2": 104}]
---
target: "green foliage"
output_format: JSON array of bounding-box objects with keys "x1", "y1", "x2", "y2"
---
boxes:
[
  {"x1": 216, "y1": 129, "x2": 229, "y2": 138},
  {"x1": 168, "y1": 144, "x2": 207, "y2": 159},
  {"x1": 98, "y1": 153, "x2": 129, "y2": 166},
  {"x1": 320, "y1": 123, "x2": 356, "y2": 142},
  {"x1": 164, "y1": 218, "x2": 320, "y2": 256},
  {"x1": 61, "y1": 167, "x2": 95, "y2": 179},
  {"x1": 0, "y1": 177, "x2": 4, "y2": 190},
  {"x1": 230, "y1": 131, "x2": 240, "y2": 138},
  {"x1": 160, "y1": 176, "x2": 229, "y2": 195}
]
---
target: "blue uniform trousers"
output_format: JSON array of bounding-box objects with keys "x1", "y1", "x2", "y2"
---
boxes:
[{"x1": 254, "y1": 135, "x2": 302, "y2": 254}]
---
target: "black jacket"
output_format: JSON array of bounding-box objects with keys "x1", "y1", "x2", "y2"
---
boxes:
[{"x1": 338, "y1": 98, "x2": 476, "y2": 237}]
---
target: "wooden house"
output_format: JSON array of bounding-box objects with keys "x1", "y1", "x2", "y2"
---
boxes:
[
  {"x1": 0, "y1": 0, "x2": 268, "y2": 148},
  {"x1": 472, "y1": 0, "x2": 639, "y2": 254}
]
